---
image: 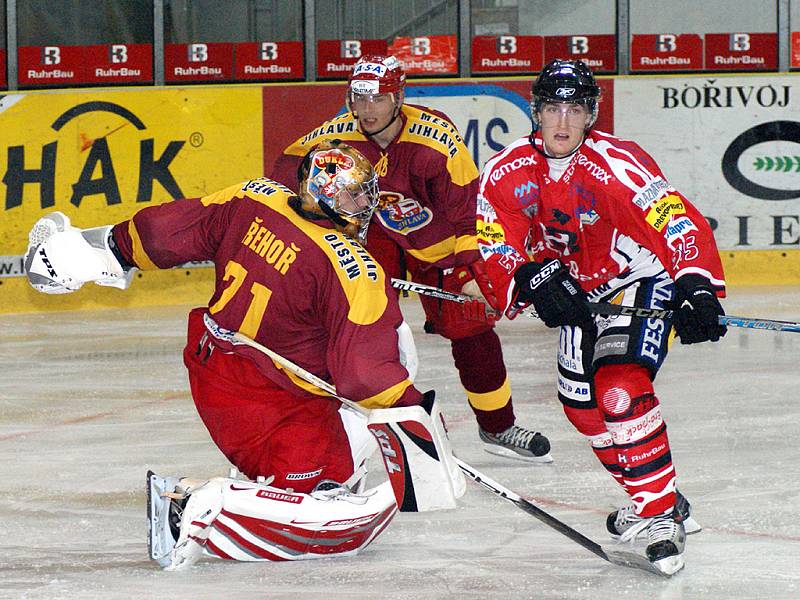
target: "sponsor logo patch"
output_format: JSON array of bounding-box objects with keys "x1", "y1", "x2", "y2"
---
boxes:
[
  {"x1": 645, "y1": 194, "x2": 686, "y2": 231},
  {"x1": 489, "y1": 154, "x2": 537, "y2": 184},
  {"x1": 352, "y1": 61, "x2": 387, "y2": 77},
  {"x1": 594, "y1": 334, "x2": 629, "y2": 359},
  {"x1": 477, "y1": 220, "x2": 506, "y2": 242},
  {"x1": 631, "y1": 177, "x2": 670, "y2": 210},
  {"x1": 664, "y1": 216, "x2": 698, "y2": 247},
  {"x1": 375, "y1": 192, "x2": 432, "y2": 233},
  {"x1": 285, "y1": 468, "x2": 323, "y2": 481},
  {"x1": 255, "y1": 489, "x2": 304, "y2": 503}
]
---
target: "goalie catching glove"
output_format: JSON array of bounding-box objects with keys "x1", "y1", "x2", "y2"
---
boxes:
[
  {"x1": 25, "y1": 211, "x2": 133, "y2": 294},
  {"x1": 672, "y1": 274, "x2": 727, "y2": 344},
  {"x1": 512, "y1": 260, "x2": 594, "y2": 328}
]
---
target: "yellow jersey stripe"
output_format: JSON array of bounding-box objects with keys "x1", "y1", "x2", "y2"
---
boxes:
[
  {"x1": 465, "y1": 377, "x2": 511, "y2": 411},
  {"x1": 399, "y1": 105, "x2": 479, "y2": 187},
  {"x1": 405, "y1": 235, "x2": 457, "y2": 264},
  {"x1": 359, "y1": 379, "x2": 416, "y2": 409},
  {"x1": 266, "y1": 193, "x2": 388, "y2": 326},
  {"x1": 128, "y1": 220, "x2": 158, "y2": 270},
  {"x1": 454, "y1": 233, "x2": 478, "y2": 255}
]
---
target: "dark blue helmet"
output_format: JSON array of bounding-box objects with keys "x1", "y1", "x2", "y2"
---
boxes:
[{"x1": 531, "y1": 59, "x2": 600, "y2": 128}]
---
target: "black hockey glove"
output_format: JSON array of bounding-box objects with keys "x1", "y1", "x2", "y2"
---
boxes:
[
  {"x1": 513, "y1": 260, "x2": 594, "y2": 329},
  {"x1": 672, "y1": 275, "x2": 727, "y2": 344}
]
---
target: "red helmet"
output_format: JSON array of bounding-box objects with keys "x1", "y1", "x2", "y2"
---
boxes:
[{"x1": 348, "y1": 55, "x2": 406, "y2": 96}]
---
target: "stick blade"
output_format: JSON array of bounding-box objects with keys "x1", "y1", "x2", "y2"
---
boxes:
[{"x1": 602, "y1": 544, "x2": 677, "y2": 577}]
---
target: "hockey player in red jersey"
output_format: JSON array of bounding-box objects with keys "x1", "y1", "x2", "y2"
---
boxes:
[
  {"x1": 25, "y1": 141, "x2": 464, "y2": 568},
  {"x1": 476, "y1": 59, "x2": 727, "y2": 575},
  {"x1": 271, "y1": 54, "x2": 551, "y2": 463}
]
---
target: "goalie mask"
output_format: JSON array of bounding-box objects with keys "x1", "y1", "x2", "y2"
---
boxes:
[
  {"x1": 296, "y1": 140, "x2": 379, "y2": 244},
  {"x1": 531, "y1": 59, "x2": 601, "y2": 130},
  {"x1": 346, "y1": 54, "x2": 406, "y2": 136}
]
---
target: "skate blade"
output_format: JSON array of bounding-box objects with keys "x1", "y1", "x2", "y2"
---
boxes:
[
  {"x1": 147, "y1": 470, "x2": 177, "y2": 567},
  {"x1": 602, "y1": 544, "x2": 683, "y2": 577},
  {"x1": 683, "y1": 515, "x2": 702, "y2": 535},
  {"x1": 482, "y1": 444, "x2": 554, "y2": 464}
]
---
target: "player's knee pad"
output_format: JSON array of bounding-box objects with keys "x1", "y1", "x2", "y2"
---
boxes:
[
  {"x1": 562, "y1": 404, "x2": 607, "y2": 440},
  {"x1": 594, "y1": 364, "x2": 656, "y2": 420}
]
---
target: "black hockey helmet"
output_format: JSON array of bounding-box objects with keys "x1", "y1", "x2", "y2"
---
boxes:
[{"x1": 531, "y1": 59, "x2": 600, "y2": 128}]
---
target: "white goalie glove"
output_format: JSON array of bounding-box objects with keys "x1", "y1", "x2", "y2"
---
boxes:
[{"x1": 24, "y1": 211, "x2": 133, "y2": 294}]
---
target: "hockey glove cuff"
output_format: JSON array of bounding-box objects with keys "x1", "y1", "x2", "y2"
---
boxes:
[
  {"x1": 513, "y1": 260, "x2": 594, "y2": 329},
  {"x1": 673, "y1": 275, "x2": 727, "y2": 344}
]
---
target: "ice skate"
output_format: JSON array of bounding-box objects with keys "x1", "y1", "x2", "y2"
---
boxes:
[
  {"x1": 607, "y1": 490, "x2": 701, "y2": 538},
  {"x1": 147, "y1": 470, "x2": 185, "y2": 567},
  {"x1": 644, "y1": 514, "x2": 686, "y2": 575},
  {"x1": 479, "y1": 425, "x2": 553, "y2": 463}
]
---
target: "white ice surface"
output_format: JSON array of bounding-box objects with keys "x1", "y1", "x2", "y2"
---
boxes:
[{"x1": 1, "y1": 287, "x2": 799, "y2": 599}]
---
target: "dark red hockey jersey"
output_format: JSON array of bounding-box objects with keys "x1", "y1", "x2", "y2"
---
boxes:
[
  {"x1": 112, "y1": 178, "x2": 421, "y2": 408},
  {"x1": 270, "y1": 104, "x2": 480, "y2": 269}
]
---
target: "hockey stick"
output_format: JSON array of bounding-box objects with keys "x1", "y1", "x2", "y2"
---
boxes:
[
  {"x1": 222, "y1": 326, "x2": 667, "y2": 576},
  {"x1": 391, "y1": 277, "x2": 800, "y2": 333}
]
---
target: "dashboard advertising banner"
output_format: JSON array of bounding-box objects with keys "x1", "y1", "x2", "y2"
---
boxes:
[
  {"x1": 0, "y1": 86, "x2": 263, "y2": 258},
  {"x1": 613, "y1": 74, "x2": 800, "y2": 252},
  {"x1": 262, "y1": 78, "x2": 614, "y2": 176}
]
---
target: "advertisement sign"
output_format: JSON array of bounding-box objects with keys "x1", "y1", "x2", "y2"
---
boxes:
[
  {"x1": 164, "y1": 43, "x2": 235, "y2": 82},
  {"x1": 389, "y1": 35, "x2": 458, "y2": 75},
  {"x1": 544, "y1": 34, "x2": 617, "y2": 73},
  {"x1": 704, "y1": 33, "x2": 776, "y2": 71},
  {"x1": 316, "y1": 39, "x2": 388, "y2": 79},
  {"x1": 82, "y1": 44, "x2": 153, "y2": 84},
  {"x1": 18, "y1": 45, "x2": 86, "y2": 86},
  {"x1": 19, "y1": 44, "x2": 153, "y2": 86},
  {"x1": 261, "y1": 78, "x2": 614, "y2": 175},
  {"x1": 630, "y1": 34, "x2": 703, "y2": 71},
  {"x1": 791, "y1": 31, "x2": 800, "y2": 69},
  {"x1": 613, "y1": 75, "x2": 799, "y2": 251},
  {"x1": 471, "y1": 35, "x2": 543, "y2": 74},
  {"x1": 0, "y1": 86, "x2": 263, "y2": 257},
  {"x1": 235, "y1": 41, "x2": 304, "y2": 80}
]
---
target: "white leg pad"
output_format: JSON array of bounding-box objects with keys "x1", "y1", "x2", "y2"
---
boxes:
[
  {"x1": 367, "y1": 398, "x2": 465, "y2": 512},
  {"x1": 159, "y1": 477, "x2": 398, "y2": 567},
  {"x1": 164, "y1": 478, "x2": 224, "y2": 571},
  {"x1": 339, "y1": 405, "x2": 378, "y2": 492}
]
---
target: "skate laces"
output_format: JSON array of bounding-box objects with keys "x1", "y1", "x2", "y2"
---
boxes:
[
  {"x1": 618, "y1": 513, "x2": 652, "y2": 543},
  {"x1": 310, "y1": 481, "x2": 369, "y2": 504},
  {"x1": 495, "y1": 425, "x2": 540, "y2": 449},
  {"x1": 647, "y1": 515, "x2": 680, "y2": 545}
]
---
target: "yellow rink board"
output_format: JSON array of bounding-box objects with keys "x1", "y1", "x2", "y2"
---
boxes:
[{"x1": 0, "y1": 85, "x2": 263, "y2": 256}]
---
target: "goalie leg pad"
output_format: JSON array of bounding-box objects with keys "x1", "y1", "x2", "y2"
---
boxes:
[
  {"x1": 338, "y1": 406, "x2": 378, "y2": 494},
  {"x1": 367, "y1": 397, "x2": 465, "y2": 512},
  {"x1": 206, "y1": 479, "x2": 397, "y2": 561},
  {"x1": 159, "y1": 477, "x2": 397, "y2": 565},
  {"x1": 162, "y1": 477, "x2": 225, "y2": 571}
]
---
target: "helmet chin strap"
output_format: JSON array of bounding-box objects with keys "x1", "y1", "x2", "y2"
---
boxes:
[
  {"x1": 531, "y1": 132, "x2": 585, "y2": 160},
  {"x1": 357, "y1": 97, "x2": 402, "y2": 138}
]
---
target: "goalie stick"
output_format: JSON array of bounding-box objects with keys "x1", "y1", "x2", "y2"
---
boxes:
[
  {"x1": 391, "y1": 277, "x2": 800, "y2": 333},
  {"x1": 222, "y1": 326, "x2": 669, "y2": 576}
]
